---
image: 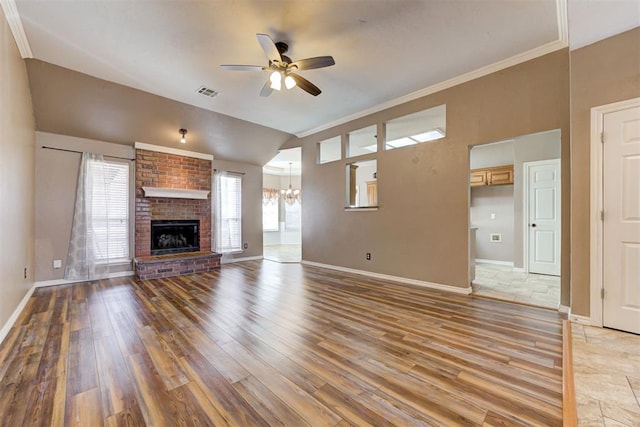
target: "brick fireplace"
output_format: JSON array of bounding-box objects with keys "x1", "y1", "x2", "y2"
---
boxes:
[{"x1": 134, "y1": 144, "x2": 220, "y2": 279}]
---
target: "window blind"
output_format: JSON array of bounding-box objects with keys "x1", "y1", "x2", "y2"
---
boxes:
[
  {"x1": 87, "y1": 160, "x2": 130, "y2": 261},
  {"x1": 285, "y1": 200, "x2": 301, "y2": 231},
  {"x1": 262, "y1": 191, "x2": 279, "y2": 232},
  {"x1": 219, "y1": 174, "x2": 242, "y2": 252}
]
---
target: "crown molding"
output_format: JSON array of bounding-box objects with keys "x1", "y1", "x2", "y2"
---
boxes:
[
  {"x1": 134, "y1": 142, "x2": 214, "y2": 160},
  {"x1": 556, "y1": 0, "x2": 569, "y2": 45},
  {"x1": 296, "y1": 1, "x2": 569, "y2": 139},
  {"x1": 0, "y1": 0, "x2": 33, "y2": 58},
  {"x1": 295, "y1": 38, "x2": 568, "y2": 139}
]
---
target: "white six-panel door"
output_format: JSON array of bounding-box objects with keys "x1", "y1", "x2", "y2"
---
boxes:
[
  {"x1": 526, "y1": 159, "x2": 561, "y2": 276},
  {"x1": 603, "y1": 105, "x2": 640, "y2": 334}
]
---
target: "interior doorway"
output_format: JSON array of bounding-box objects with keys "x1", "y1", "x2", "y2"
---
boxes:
[
  {"x1": 469, "y1": 130, "x2": 561, "y2": 309},
  {"x1": 262, "y1": 147, "x2": 302, "y2": 263}
]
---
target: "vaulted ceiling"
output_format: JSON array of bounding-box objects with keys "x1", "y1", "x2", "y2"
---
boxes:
[{"x1": 5, "y1": 0, "x2": 639, "y2": 164}]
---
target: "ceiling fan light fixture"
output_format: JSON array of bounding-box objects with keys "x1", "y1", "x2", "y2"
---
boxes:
[
  {"x1": 270, "y1": 71, "x2": 282, "y2": 90},
  {"x1": 221, "y1": 33, "x2": 334, "y2": 97},
  {"x1": 284, "y1": 75, "x2": 296, "y2": 89}
]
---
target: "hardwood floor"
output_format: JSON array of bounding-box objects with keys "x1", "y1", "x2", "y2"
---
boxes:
[{"x1": 0, "y1": 261, "x2": 565, "y2": 426}]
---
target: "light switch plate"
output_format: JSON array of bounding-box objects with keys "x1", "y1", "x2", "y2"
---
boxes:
[{"x1": 53, "y1": 260, "x2": 62, "y2": 269}]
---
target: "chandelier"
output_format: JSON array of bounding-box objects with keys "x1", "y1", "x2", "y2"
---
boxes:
[
  {"x1": 262, "y1": 188, "x2": 280, "y2": 205},
  {"x1": 281, "y1": 162, "x2": 301, "y2": 205}
]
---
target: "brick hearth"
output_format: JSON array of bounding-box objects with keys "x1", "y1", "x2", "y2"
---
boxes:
[
  {"x1": 134, "y1": 251, "x2": 221, "y2": 280},
  {"x1": 134, "y1": 146, "x2": 219, "y2": 279}
]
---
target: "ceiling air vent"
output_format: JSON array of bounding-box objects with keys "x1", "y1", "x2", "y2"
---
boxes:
[{"x1": 196, "y1": 86, "x2": 219, "y2": 98}]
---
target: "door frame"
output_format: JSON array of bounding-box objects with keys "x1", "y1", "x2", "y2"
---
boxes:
[
  {"x1": 523, "y1": 158, "x2": 561, "y2": 275},
  {"x1": 589, "y1": 97, "x2": 640, "y2": 327}
]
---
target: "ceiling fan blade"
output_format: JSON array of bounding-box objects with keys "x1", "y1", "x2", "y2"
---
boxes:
[
  {"x1": 256, "y1": 33, "x2": 281, "y2": 63},
  {"x1": 290, "y1": 73, "x2": 321, "y2": 96},
  {"x1": 220, "y1": 65, "x2": 265, "y2": 71},
  {"x1": 259, "y1": 78, "x2": 273, "y2": 97},
  {"x1": 290, "y1": 56, "x2": 335, "y2": 70}
]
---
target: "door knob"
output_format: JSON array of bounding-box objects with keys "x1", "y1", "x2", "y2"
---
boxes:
[{"x1": 531, "y1": 223, "x2": 537, "y2": 227}]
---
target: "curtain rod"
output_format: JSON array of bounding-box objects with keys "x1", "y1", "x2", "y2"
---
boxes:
[
  {"x1": 42, "y1": 146, "x2": 135, "y2": 161},
  {"x1": 214, "y1": 168, "x2": 245, "y2": 175}
]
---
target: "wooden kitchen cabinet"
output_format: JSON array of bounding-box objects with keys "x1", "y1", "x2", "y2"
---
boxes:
[
  {"x1": 470, "y1": 170, "x2": 487, "y2": 187},
  {"x1": 470, "y1": 165, "x2": 514, "y2": 187}
]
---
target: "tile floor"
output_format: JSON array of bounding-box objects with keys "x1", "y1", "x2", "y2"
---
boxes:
[
  {"x1": 472, "y1": 262, "x2": 561, "y2": 309},
  {"x1": 572, "y1": 323, "x2": 640, "y2": 426},
  {"x1": 263, "y1": 244, "x2": 301, "y2": 263}
]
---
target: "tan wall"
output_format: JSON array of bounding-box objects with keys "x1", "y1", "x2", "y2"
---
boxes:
[
  {"x1": 25, "y1": 59, "x2": 291, "y2": 166},
  {"x1": 214, "y1": 159, "x2": 263, "y2": 259},
  {"x1": 35, "y1": 132, "x2": 135, "y2": 282},
  {"x1": 297, "y1": 50, "x2": 570, "y2": 293},
  {"x1": 569, "y1": 27, "x2": 640, "y2": 316},
  {"x1": 0, "y1": 9, "x2": 36, "y2": 330}
]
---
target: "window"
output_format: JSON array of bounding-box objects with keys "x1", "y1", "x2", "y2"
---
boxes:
[
  {"x1": 318, "y1": 136, "x2": 342, "y2": 164},
  {"x1": 385, "y1": 104, "x2": 446, "y2": 150},
  {"x1": 347, "y1": 125, "x2": 378, "y2": 157},
  {"x1": 285, "y1": 201, "x2": 301, "y2": 230},
  {"x1": 346, "y1": 159, "x2": 377, "y2": 208},
  {"x1": 262, "y1": 189, "x2": 279, "y2": 231},
  {"x1": 87, "y1": 159, "x2": 130, "y2": 261},
  {"x1": 216, "y1": 173, "x2": 242, "y2": 252}
]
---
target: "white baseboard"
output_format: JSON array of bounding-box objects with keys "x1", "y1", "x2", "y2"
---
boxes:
[
  {"x1": 221, "y1": 255, "x2": 263, "y2": 265},
  {"x1": 301, "y1": 260, "x2": 472, "y2": 295},
  {"x1": 558, "y1": 304, "x2": 570, "y2": 314},
  {"x1": 475, "y1": 259, "x2": 514, "y2": 267},
  {"x1": 569, "y1": 313, "x2": 593, "y2": 325},
  {"x1": 35, "y1": 270, "x2": 134, "y2": 288},
  {"x1": 513, "y1": 267, "x2": 526, "y2": 273},
  {"x1": 0, "y1": 285, "x2": 35, "y2": 346}
]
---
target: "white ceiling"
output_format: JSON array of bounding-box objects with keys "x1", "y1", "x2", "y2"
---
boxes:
[
  {"x1": 568, "y1": 0, "x2": 639, "y2": 49},
  {"x1": 264, "y1": 147, "x2": 302, "y2": 176},
  {"x1": 7, "y1": 0, "x2": 638, "y2": 140}
]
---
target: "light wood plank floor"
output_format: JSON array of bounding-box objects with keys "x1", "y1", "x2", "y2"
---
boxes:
[{"x1": 0, "y1": 260, "x2": 564, "y2": 426}]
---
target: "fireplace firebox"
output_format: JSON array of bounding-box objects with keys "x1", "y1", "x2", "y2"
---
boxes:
[{"x1": 150, "y1": 220, "x2": 200, "y2": 255}]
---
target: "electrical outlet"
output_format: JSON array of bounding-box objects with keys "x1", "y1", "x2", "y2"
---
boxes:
[
  {"x1": 366, "y1": 252, "x2": 371, "y2": 260},
  {"x1": 53, "y1": 259, "x2": 62, "y2": 269},
  {"x1": 243, "y1": 243, "x2": 248, "y2": 250}
]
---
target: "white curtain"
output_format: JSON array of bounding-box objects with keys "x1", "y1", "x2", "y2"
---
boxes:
[{"x1": 65, "y1": 153, "x2": 110, "y2": 281}]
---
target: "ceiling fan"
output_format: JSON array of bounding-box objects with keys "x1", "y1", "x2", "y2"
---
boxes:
[{"x1": 221, "y1": 33, "x2": 335, "y2": 97}]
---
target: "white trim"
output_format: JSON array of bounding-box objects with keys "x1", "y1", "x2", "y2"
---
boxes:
[
  {"x1": 34, "y1": 270, "x2": 134, "y2": 288},
  {"x1": 569, "y1": 314, "x2": 593, "y2": 326},
  {"x1": 301, "y1": 260, "x2": 472, "y2": 295},
  {"x1": 558, "y1": 304, "x2": 570, "y2": 314},
  {"x1": 523, "y1": 158, "x2": 561, "y2": 276},
  {"x1": 513, "y1": 267, "x2": 526, "y2": 273},
  {"x1": 0, "y1": 285, "x2": 35, "y2": 345},
  {"x1": 221, "y1": 255, "x2": 263, "y2": 264},
  {"x1": 142, "y1": 187, "x2": 209, "y2": 200},
  {"x1": 344, "y1": 207, "x2": 378, "y2": 212},
  {"x1": 0, "y1": 0, "x2": 33, "y2": 58},
  {"x1": 556, "y1": 0, "x2": 569, "y2": 46},
  {"x1": 134, "y1": 142, "x2": 213, "y2": 161},
  {"x1": 589, "y1": 97, "x2": 640, "y2": 328},
  {"x1": 295, "y1": 40, "x2": 567, "y2": 138},
  {"x1": 475, "y1": 259, "x2": 514, "y2": 267}
]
